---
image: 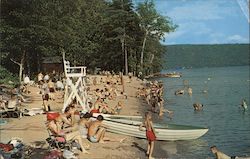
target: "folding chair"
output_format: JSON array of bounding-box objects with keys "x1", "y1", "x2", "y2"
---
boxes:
[{"x1": 45, "y1": 122, "x2": 75, "y2": 151}]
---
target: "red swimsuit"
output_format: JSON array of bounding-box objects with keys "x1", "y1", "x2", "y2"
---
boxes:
[{"x1": 146, "y1": 130, "x2": 156, "y2": 141}]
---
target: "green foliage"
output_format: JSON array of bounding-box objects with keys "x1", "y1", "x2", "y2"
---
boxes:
[
  {"x1": 0, "y1": 65, "x2": 19, "y2": 86},
  {"x1": 0, "y1": 0, "x2": 176, "y2": 77},
  {"x1": 136, "y1": 0, "x2": 177, "y2": 71},
  {"x1": 137, "y1": 0, "x2": 177, "y2": 40},
  {"x1": 165, "y1": 44, "x2": 250, "y2": 69}
]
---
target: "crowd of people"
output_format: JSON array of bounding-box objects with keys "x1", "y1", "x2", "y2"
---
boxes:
[
  {"x1": 136, "y1": 80, "x2": 173, "y2": 119},
  {"x1": 38, "y1": 70, "x2": 170, "y2": 158},
  {"x1": 1, "y1": 69, "x2": 249, "y2": 159},
  {"x1": 40, "y1": 71, "x2": 129, "y2": 157}
]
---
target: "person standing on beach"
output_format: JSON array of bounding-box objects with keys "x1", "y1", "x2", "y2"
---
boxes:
[
  {"x1": 37, "y1": 72, "x2": 43, "y2": 87},
  {"x1": 139, "y1": 112, "x2": 156, "y2": 159},
  {"x1": 41, "y1": 80, "x2": 50, "y2": 112}
]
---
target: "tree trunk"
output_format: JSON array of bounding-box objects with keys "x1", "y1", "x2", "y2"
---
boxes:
[
  {"x1": 19, "y1": 66, "x2": 22, "y2": 83},
  {"x1": 124, "y1": 45, "x2": 128, "y2": 75},
  {"x1": 20, "y1": 51, "x2": 25, "y2": 83},
  {"x1": 37, "y1": 53, "x2": 41, "y2": 72},
  {"x1": 11, "y1": 51, "x2": 25, "y2": 83},
  {"x1": 26, "y1": 52, "x2": 31, "y2": 77},
  {"x1": 121, "y1": 33, "x2": 128, "y2": 75},
  {"x1": 140, "y1": 30, "x2": 148, "y2": 67}
]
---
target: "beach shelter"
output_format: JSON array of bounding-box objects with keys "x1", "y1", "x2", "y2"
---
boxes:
[{"x1": 62, "y1": 53, "x2": 89, "y2": 112}]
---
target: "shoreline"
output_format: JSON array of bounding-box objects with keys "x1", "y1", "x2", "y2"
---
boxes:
[{"x1": 0, "y1": 75, "x2": 170, "y2": 158}]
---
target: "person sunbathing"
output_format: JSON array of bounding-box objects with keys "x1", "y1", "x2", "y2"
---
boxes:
[
  {"x1": 94, "y1": 89, "x2": 102, "y2": 99},
  {"x1": 87, "y1": 115, "x2": 125, "y2": 143},
  {"x1": 91, "y1": 97, "x2": 111, "y2": 114},
  {"x1": 59, "y1": 105, "x2": 78, "y2": 127},
  {"x1": 78, "y1": 113, "x2": 93, "y2": 138},
  {"x1": 7, "y1": 95, "x2": 19, "y2": 109},
  {"x1": 98, "y1": 100, "x2": 111, "y2": 114},
  {"x1": 47, "y1": 117, "x2": 89, "y2": 154},
  {"x1": 87, "y1": 115, "x2": 107, "y2": 143},
  {"x1": 0, "y1": 95, "x2": 7, "y2": 110},
  {"x1": 111, "y1": 101, "x2": 124, "y2": 114},
  {"x1": 90, "y1": 97, "x2": 102, "y2": 114}
]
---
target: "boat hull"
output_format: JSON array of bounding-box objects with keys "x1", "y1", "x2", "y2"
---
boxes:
[{"x1": 103, "y1": 118, "x2": 208, "y2": 141}]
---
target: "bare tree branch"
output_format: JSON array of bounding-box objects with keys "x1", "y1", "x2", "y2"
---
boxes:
[{"x1": 10, "y1": 58, "x2": 21, "y2": 66}]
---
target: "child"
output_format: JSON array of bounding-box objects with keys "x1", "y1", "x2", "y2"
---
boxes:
[{"x1": 139, "y1": 112, "x2": 156, "y2": 159}]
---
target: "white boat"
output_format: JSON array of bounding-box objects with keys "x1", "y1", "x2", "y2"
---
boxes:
[
  {"x1": 92, "y1": 113, "x2": 142, "y2": 119},
  {"x1": 103, "y1": 117, "x2": 209, "y2": 141}
]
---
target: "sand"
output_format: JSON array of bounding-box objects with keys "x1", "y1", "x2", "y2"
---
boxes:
[{"x1": 0, "y1": 76, "x2": 164, "y2": 159}]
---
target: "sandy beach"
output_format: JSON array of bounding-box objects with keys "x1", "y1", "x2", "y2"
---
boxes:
[{"x1": 0, "y1": 75, "x2": 168, "y2": 159}]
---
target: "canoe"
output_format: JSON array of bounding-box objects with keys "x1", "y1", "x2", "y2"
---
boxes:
[{"x1": 103, "y1": 118, "x2": 208, "y2": 141}]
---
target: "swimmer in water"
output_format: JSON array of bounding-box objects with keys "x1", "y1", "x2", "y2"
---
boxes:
[{"x1": 241, "y1": 99, "x2": 248, "y2": 111}]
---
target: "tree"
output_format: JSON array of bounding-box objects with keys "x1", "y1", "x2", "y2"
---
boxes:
[
  {"x1": 136, "y1": 0, "x2": 177, "y2": 69},
  {"x1": 102, "y1": 0, "x2": 141, "y2": 74},
  {"x1": 0, "y1": 0, "x2": 177, "y2": 79}
]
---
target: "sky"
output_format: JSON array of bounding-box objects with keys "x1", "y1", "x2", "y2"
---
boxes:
[{"x1": 134, "y1": 0, "x2": 250, "y2": 45}]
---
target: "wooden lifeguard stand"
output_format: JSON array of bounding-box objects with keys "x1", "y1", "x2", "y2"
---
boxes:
[{"x1": 62, "y1": 53, "x2": 89, "y2": 112}]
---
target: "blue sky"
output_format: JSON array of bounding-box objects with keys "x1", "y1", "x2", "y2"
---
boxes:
[{"x1": 134, "y1": 0, "x2": 250, "y2": 45}]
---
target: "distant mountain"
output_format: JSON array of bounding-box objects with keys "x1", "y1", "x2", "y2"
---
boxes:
[{"x1": 164, "y1": 44, "x2": 249, "y2": 69}]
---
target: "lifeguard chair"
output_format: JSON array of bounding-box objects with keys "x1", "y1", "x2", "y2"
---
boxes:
[{"x1": 62, "y1": 53, "x2": 89, "y2": 112}]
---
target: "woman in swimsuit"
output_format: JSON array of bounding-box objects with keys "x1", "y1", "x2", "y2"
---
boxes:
[
  {"x1": 139, "y1": 112, "x2": 156, "y2": 159},
  {"x1": 47, "y1": 117, "x2": 89, "y2": 154}
]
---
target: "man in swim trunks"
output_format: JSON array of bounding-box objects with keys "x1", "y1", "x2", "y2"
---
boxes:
[{"x1": 87, "y1": 115, "x2": 107, "y2": 143}]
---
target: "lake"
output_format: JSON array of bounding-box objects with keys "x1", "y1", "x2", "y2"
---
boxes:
[{"x1": 158, "y1": 66, "x2": 250, "y2": 159}]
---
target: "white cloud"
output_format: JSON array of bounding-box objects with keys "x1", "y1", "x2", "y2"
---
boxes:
[
  {"x1": 156, "y1": 0, "x2": 249, "y2": 44},
  {"x1": 226, "y1": 34, "x2": 249, "y2": 43}
]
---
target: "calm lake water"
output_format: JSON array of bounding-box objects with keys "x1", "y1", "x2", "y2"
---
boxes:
[{"x1": 158, "y1": 66, "x2": 250, "y2": 159}]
